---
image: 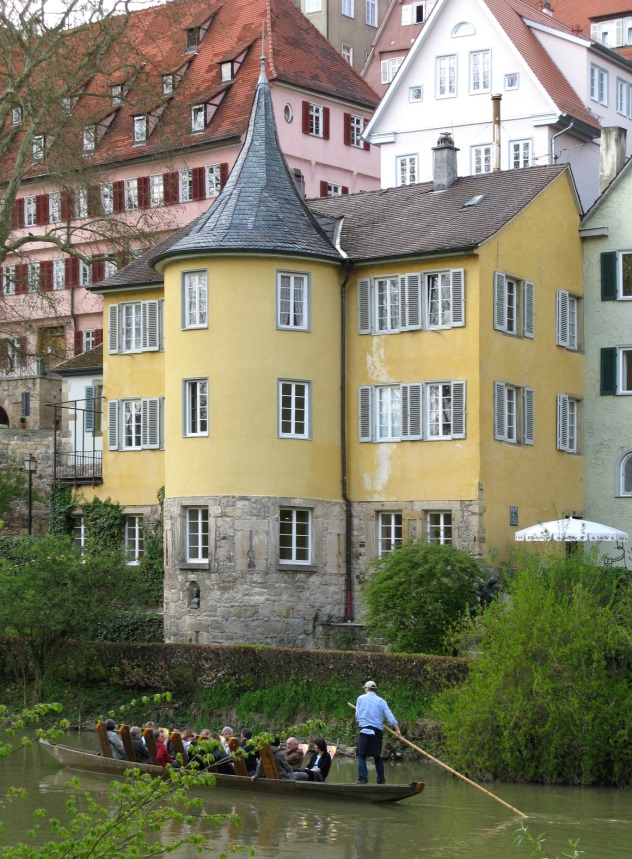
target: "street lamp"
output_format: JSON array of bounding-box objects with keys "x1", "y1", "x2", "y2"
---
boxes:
[{"x1": 23, "y1": 454, "x2": 37, "y2": 536}]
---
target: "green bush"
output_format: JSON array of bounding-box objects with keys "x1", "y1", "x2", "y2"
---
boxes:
[
  {"x1": 93, "y1": 612, "x2": 164, "y2": 643},
  {"x1": 435, "y1": 551, "x2": 632, "y2": 786},
  {"x1": 363, "y1": 540, "x2": 485, "y2": 654}
]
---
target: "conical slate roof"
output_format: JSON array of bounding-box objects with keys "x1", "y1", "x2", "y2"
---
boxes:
[{"x1": 151, "y1": 57, "x2": 342, "y2": 268}]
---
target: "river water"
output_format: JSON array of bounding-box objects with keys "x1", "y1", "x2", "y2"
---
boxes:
[{"x1": 1, "y1": 735, "x2": 630, "y2": 859}]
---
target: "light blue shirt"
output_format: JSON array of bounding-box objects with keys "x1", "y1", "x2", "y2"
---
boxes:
[{"x1": 355, "y1": 691, "x2": 398, "y2": 732}]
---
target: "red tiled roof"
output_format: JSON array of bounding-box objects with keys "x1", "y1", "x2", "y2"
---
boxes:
[
  {"x1": 6, "y1": 0, "x2": 379, "y2": 183},
  {"x1": 548, "y1": 0, "x2": 631, "y2": 35},
  {"x1": 483, "y1": 0, "x2": 601, "y2": 130}
]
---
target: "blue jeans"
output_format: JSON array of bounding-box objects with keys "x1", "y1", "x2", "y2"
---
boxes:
[{"x1": 358, "y1": 754, "x2": 385, "y2": 783}]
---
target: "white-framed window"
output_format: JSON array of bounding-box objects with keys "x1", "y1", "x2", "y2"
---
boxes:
[
  {"x1": 179, "y1": 169, "x2": 193, "y2": 202},
  {"x1": 11, "y1": 106, "x2": 22, "y2": 125},
  {"x1": 79, "y1": 259, "x2": 92, "y2": 287},
  {"x1": 381, "y1": 57, "x2": 404, "y2": 84},
  {"x1": 184, "y1": 378, "x2": 209, "y2": 436},
  {"x1": 396, "y1": 154, "x2": 418, "y2": 186},
  {"x1": 494, "y1": 273, "x2": 535, "y2": 338},
  {"x1": 104, "y1": 259, "x2": 117, "y2": 279},
  {"x1": 122, "y1": 302, "x2": 142, "y2": 352},
  {"x1": 24, "y1": 196, "x2": 37, "y2": 227},
  {"x1": 53, "y1": 259, "x2": 65, "y2": 290},
  {"x1": 504, "y1": 72, "x2": 519, "y2": 90},
  {"x1": 108, "y1": 397, "x2": 162, "y2": 451},
  {"x1": 426, "y1": 381, "x2": 466, "y2": 439},
  {"x1": 122, "y1": 399, "x2": 142, "y2": 449},
  {"x1": 619, "y1": 251, "x2": 632, "y2": 298},
  {"x1": 341, "y1": 43, "x2": 353, "y2": 65},
  {"x1": 83, "y1": 125, "x2": 96, "y2": 154},
  {"x1": 617, "y1": 451, "x2": 632, "y2": 496},
  {"x1": 409, "y1": 85, "x2": 423, "y2": 102},
  {"x1": 133, "y1": 115, "x2": 147, "y2": 144},
  {"x1": 557, "y1": 395, "x2": 580, "y2": 454},
  {"x1": 306, "y1": 0, "x2": 322, "y2": 11},
  {"x1": 49, "y1": 191, "x2": 61, "y2": 223},
  {"x1": 220, "y1": 62, "x2": 233, "y2": 83},
  {"x1": 100, "y1": 183, "x2": 113, "y2": 214},
  {"x1": 619, "y1": 347, "x2": 632, "y2": 393},
  {"x1": 494, "y1": 382, "x2": 534, "y2": 445},
  {"x1": 279, "y1": 508, "x2": 312, "y2": 564},
  {"x1": 326, "y1": 182, "x2": 343, "y2": 196},
  {"x1": 162, "y1": 74, "x2": 174, "y2": 96},
  {"x1": 32, "y1": 135, "x2": 45, "y2": 163},
  {"x1": 111, "y1": 85, "x2": 124, "y2": 106},
  {"x1": 359, "y1": 382, "x2": 462, "y2": 442},
  {"x1": 377, "y1": 385, "x2": 402, "y2": 441},
  {"x1": 402, "y1": 2, "x2": 425, "y2": 24},
  {"x1": 186, "y1": 507, "x2": 209, "y2": 562},
  {"x1": 75, "y1": 187, "x2": 88, "y2": 219},
  {"x1": 150, "y1": 174, "x2": 164, "y2": 208},
  {"x1": 125, "y1": 515, "x2": 145, "y2": 564},
  {"x1": 427, "y1": 511, "x2": 453, "y2": 544},
  {"x1": 278, "y1": 380, "x2": 311, "y2": 439},
  {"x1": 277, "y1": 271, "x2": 309, "y2": 330},
  {"x1": 342, "y1": 0, "x2": 354, "y2": 17},
  {"x1": 73, "y1": 516, "x2": 86, "y2": 550},
  {"x1": 206, "y1": 164, "x2": 221, "y2": 198},
  {"x1": 510, "y1": 139, "x2": 532, "y2": 169},
  {"x1": 3, "y1": 265, "x2": 15, "y2": 295},
  {"x1": 358, "y1": 269, "x2": 465, "y2": 334},
  {"x1": 350, "y1": 115, "x2": 364, "y2": 147},
  {"x1": 436, "y1": 55, "x2": 457, "y2": 98},
  {"x1": 378, "y1": 512, "x2": 402, "y2": 556},
  {"x1": 309, "y1": 103, "x2": 324, "y2": 137},
  {"x1": 124, "y1": 178, "x2": 138, "y2": 211},
  {"x1": 452, "y1": 20, "x2": 475, "y2": 36},
  {"x1": 556, "y1": 291, "x2": 581, "y2": 351},
  {"x1": 471, "y1": 144, "x2": 492, "y2": 174},
  {"x1": 590, "y1": 64, "x2": 608, "y2": 105},
  {"x1": 83, "y1": 329, "x2": 95, "y2": 351},
  {"x1": 182, "y1": 271, "x2": 208, "y2": 329},
  {"x1": 28, "y1": 262, "x2": 40, "y2": 292},
  {"x1": 366, "y1": 0, "x2": 377, "y2": 26},
  {"x1": 61, "y1": 97, "x2": 74, "y2": 116},
  {"x1": 191, "y1": 104, "x2": 205, "y2": 133},
  {"x1": 186, "y1": 26, "x2": 201, "y2": 51},
  {"x1": 469, "y1": 49, "x2": 490, "y2": 93}
]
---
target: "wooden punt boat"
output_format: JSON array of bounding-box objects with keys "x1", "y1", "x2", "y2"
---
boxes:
[{"x1": 39, "y1": 740, "x2": 425, "y2": 804}]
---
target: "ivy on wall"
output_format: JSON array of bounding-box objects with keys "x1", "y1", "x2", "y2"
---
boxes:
[
  {"x1": 82, "y1": 496, "x2": 125, "y2": 553},
  {"x1": 48, "y1": 483, "x2": 75, "y2": 536},
  {"x1": 139, "y1": 487, "x2": 164, "y2": 605}
]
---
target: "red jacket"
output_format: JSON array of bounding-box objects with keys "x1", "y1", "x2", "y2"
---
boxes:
[{"x1": 156, "y1": 739, "x2": 174, "y2": 767}]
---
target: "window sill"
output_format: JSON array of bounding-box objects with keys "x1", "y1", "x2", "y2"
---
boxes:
[
  {"x1": 278, "y1": 563, "x2": 319, "y2": 573},
  {"x1": 179, "y1": 561, "x2": 209, "y2": 571}
]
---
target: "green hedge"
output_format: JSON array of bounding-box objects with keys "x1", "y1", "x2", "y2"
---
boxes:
[{"x1": 92, "y1": 613, "x2": 164, "y2": 643}]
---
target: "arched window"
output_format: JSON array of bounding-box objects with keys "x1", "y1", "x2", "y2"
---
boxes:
[
  {"x1": 452, "y1": 21, "x2": 476, "y2": 37},
  {"x1": 617, "y1": 451, "x2": 632, "y2": 496}
]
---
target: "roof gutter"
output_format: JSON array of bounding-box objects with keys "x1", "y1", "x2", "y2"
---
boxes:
[{"x1": 551, "y1": 120, "x2": 574, "y2": 164}]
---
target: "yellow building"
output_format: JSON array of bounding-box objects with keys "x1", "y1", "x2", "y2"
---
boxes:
[{"x1": 88, "y1": 68, "x2": 584, "y2": 646}]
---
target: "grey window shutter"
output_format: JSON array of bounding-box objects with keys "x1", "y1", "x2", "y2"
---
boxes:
[
  {"x1": 359, "y1": 386, "x2": 372, "y2": 442},
  {"x1": 600, "y1": 251, "x2": 617, "y2": 301},
  {"x1": 358, "y1": 279, "x2": 371, "y2": 334},
  {"x1": 450, "y1": 269, "x2": 465, "y2": 327},
  {"x1": 494, "y1": 273, "x2": 506, "y2": 331},
  {"x1": 557, "y1": 394, "x2": 569, "y2": 451},
  {"x1": 160, "y1": 396, "x2": 165, "y2": 449},
  {"x1": 108, "y1": 304, "x2": 119, "y2": 353},
  {"x1": 85, "y1": 385, "x2": 95, "y2": 432},
  {"x1": 494, "y1": 382, "x2": 506, "y2": 440},
  {"x1": 142, "y1": 398, "x2": 160, "y2": 449},
  {"x1": 524, "y1": 281, "x2": 534, "y2": 338},
  {"x1": 451, "y1": 381, "x2": 466, "y2": 438},
  {"x1": 600, "y1": 347, "x2": 617, "y2": 395},
  {"x1": 159, "y1": 299, "x2": 165, "y2": 350},
  {"x1": 401, "y1": 383, "x2": 422, "y2": 439},
  {"x1": 142, "y1": 300, "x2": 160, "y2": 351},
  {"x1": 556, "y1": 290, "x2": 569, "y2": 347},
  {"x1": 524, "y1": 387, "x2": 535, "y2": 445},
  {"x1": 108, "y1": 400, "x2": 119, "y2": 450},
  {"x1": 21, "y1": 391, "x2": 30, "y2": 417},
  {"x1": 404, "y1": 273, "x2": 422, "y2": 330}
]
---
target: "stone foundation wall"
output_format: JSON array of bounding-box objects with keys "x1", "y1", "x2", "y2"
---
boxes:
[
  {"x1": 0, "y1": 375, "x2": 61, "y2": 430},
  {"x1": 0, "y1": 428, "x2": 55, "y2": 534}
]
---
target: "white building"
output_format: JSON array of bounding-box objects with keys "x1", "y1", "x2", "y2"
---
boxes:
[{"x1": 364, "y1": 0, "x2": 632, "y2": 208}]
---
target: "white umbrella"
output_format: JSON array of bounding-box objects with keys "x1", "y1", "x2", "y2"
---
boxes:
[{"x1": 514, "y1": 518, "x2": 628, "y2": 542}]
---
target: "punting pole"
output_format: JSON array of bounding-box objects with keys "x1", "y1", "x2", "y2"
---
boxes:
[{"x1": 347, "y1": 702, "x2": 527, "y2": 818}]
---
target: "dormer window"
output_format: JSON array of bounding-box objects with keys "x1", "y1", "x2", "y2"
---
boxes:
[
  {"x1": 162, "y1": 74, "x2": 174, "y2": 96},
  {"x1": 32, "y1": 135, "x2": 45, "y2": 163},
  {"x1": 11, "y1": 106, "x2": 22, "y2": 125},
  {"x1": 220, "y1": 62, "x2": 233, "y2": 83},
  {"x1": 191, "y1": 104, "x2": 206, "y2": 134},
  {"x1": 83, "y1": 125, "x2": 96, "y2": 154},
  {"x1": 111, "y1": 85, "x2": 123, "y2": 106},
  {"x1": 61, "y1": 98, "x2": 73, "y2": 116},
  {"x1": 187, "y1": 26, "x2": 200, "y2": 51},
  {"x1": 133, "y1": 115, "x2": 147, "y2": 145}
]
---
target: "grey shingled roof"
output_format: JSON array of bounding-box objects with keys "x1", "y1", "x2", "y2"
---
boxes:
[
  {"x1": 54, "y1": 344, "x2": 103, "y2": 376},
  {"x1": 308, "y1": 165, "x2": 571, "y2": 262},
  {"x1": 151, "y1": 60, "x2": 341, "y2": 267}
]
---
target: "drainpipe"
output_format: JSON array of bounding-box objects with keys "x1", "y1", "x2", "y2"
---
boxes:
[
  {"x1": 340, "y1": 257, "x2": 353, "y2": 621},
  {"x1": 492, "y1": 94, "x2": 502, "y2": 172},
  {"x1": 551, "y1": 120, "x2": 574, "y2": 164}
]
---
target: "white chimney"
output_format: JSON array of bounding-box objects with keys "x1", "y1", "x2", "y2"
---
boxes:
[
  {"x1": 432, "y1": 132, "x2": 459, "y2": 191},
  {"x1": 599, "y1": 126, "x2": 627, "y2": 193}
]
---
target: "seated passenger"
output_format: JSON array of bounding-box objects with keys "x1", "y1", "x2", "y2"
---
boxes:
[
  {"x1": 187, "y1": 729, "x2": 210, "y2": 769},
  {"x1": 239, "y1": 728, "x2": 259, "y2": 777},
  {"x1": 104, "y1": 719, "x2": 127, "y2": 760},
  {"x1": 220, "y1": 726, "x2": 234, "y2": 753},
  {"x1": 252, "y1": 738, "x2": 308, "y2": 781},
  {"x1": 304, "y1": 738, "x2": 332, "y2": 782},
  {"x1": 155, "y1": 728, "x2": 175, "y2": 768},
  {"x1": 130, "y1": 726, "x2": 150, "y2": 764},
  {"x1": 208, "y1": 732, "x2": 236, "y2": 775},
  {"x1": 285, "y1": 736, "x2": 305, "y2": 769},
  {"x1": 181, "y1": 728, "x2": 195, "y2": 754}
]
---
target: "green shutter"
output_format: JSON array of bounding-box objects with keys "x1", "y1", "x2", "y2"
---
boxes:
[
  {"x1": 601, "y1": 252, "x2": 617, "y2": 301},
  {"x1": 600, "y1": 347, "x2": 617, "y2": 395}
]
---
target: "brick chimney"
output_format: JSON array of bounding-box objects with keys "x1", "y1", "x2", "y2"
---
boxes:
[
  {"x1": 599, "y1": 126, "x2": 627, "y2": 193},
  {"x1": 432, "y1": 132, "x2": 459, "y2": 191}
]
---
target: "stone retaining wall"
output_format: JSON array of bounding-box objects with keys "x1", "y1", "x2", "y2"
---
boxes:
[{"x1": 0, "y1": 428, "x2": 54, "y2": 534}]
